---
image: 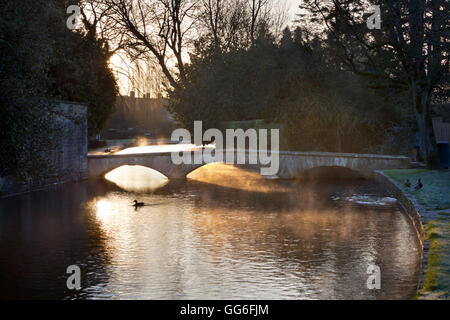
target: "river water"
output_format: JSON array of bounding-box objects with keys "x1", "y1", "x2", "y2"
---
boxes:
[{"x1": 0, "y1": 163, "x2": 421, "y2": 299}]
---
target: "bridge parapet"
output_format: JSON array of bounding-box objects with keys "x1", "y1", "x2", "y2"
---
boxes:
[{"x1": 87, "y1": 150, "x2": 410, "y2": 179}]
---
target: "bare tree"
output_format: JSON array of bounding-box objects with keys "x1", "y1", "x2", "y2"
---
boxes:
[
  {"x1": 384, "y1": 0, "x2": 448, "y2": 165},
  {"x1": 270, "y1": 0, "x2": 290, "y2": 42},
  {"x1": 198, "y1": 0, "x2": 249, "y2": 50},
  {"x1": 298, "y1": 0, "x2": 449, "y2": 165},
  {"x1": 199, "y1": 0, "x2": 223, "y2": 47},
  {"x1": 248, "y1": 0, "x2": 269, "y2": 44},
  {"x1": 198, "y1": 0, "x2": 287, "y2": 50},
  {"x1": 89, "y1": 0, "x2": 200, "y2": 90},
  {"x1": 80, "y1": 0, "x2": 125, "y2": 56},
  {"x1": 84, "y1": 0, "x2": 289, "y2": 92}
]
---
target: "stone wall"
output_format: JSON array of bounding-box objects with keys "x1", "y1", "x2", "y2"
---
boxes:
[
  {"x1": 374, "y1": 171, "x2": 425, "y2": 244},
  {"x1": 88, "y1": 150, "x2": 410, "y2": 179},
  {"x1": 51, "y1": 101, "x2": 88, "y2": 181},
  {"x1": 0, "y1": 101, "x2": 88, "y2": 196},
  {"x1": 373, "y1": 171, "x2": 426, "y2": 295}
]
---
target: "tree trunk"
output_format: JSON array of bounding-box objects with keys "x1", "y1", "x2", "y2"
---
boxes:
[
  {"x1": 412, "y1": 86, "x2": 438, "y2": 167},
  {"x1": 336, "y1": 124, "x2": 342, "y2": 153}
]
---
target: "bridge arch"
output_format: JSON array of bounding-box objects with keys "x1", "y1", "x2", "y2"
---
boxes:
[
  {"x1": 104, "y1": 165, "x2": 170, "y2": 192},
  {"x1": 88, "y1": 153, "x2": 203, "y2": 179},
  {"x1": 104, "y1": 165, "x2": 169, "y2": 180},
  {"x1": 300, "y1": 166, "x2": 367, "y2": 180},
  {"x1": 88, "y1": 151, "x2": 409, "y2": 180},
  {"x1": 275, "y1": 152, "x2": 408, "y2": 179}
]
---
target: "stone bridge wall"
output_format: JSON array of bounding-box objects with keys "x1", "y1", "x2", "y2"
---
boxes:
[
  {"x1": 51, "y1": 101, "x2": 88, "y2": 181},
  {"x1": 87, "y1": 150, "x2": 410, "y2": 180},
  {"x1": 1, "y1": 101, "x2": 87, "y2": 196}
]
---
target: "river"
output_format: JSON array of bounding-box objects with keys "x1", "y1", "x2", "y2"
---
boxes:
[{"x1": 0, "y1": 163, "x2": 421, "y2": 299}]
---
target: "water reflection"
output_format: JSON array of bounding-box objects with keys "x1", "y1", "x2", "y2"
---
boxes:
[
  {"x1": 0, "y1": 165, "x2": 421, "y2": 299},
  {"x1": 105, "y1": 165, "x2": 169, "y2": 193},
  {"x1": 187, "y1": 163, "x2": 290, "y2": 193},
  {"x1": 0, "y1": 182, "x2": 112, "y2": 299}
]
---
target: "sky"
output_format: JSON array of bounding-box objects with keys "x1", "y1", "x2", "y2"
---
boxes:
[{"x1": 286, "y1": 0, "x2": 301, "y2": 22}]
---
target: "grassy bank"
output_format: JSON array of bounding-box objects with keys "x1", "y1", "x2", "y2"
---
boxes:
[
  {"x1": 384, "y1": 169, "x2": 450, "y2": 299},
  {"x1": 384, "y1": 169, "x2": 450, "y2": 210}
]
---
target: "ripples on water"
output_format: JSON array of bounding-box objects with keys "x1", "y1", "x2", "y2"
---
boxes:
[{"x1": 0, "y1": 163, "x2": 421, "y2": 299}]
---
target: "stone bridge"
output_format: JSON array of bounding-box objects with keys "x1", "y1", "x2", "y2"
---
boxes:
[{"x1": 87, "y1": 149, "x2": 410, "y2": 179}]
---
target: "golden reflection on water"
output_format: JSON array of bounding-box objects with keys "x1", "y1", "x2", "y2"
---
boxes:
[
  {"x1": 105, "y1": 165, "x2": 169, "y2": 192},
  {"x1": 187, "y1": 163, "x2": 290, "y2": 193},
  {"x1": 0, "y1": 163, "x2": 421, "y2": 299},
  {"x1": 95, "y1": 199, "x2": 114, "y2": 221},
  {"x1": 83, "y1": 165, "x2": 421, "y2": 299}
]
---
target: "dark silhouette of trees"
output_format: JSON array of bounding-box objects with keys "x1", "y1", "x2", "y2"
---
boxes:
[
  {"x1": 0, "y1": 0, "x2": 118, "y2": 180},
  {"x1": 297, "y1": 0, "x2": 449, "y2": 166},
  {"x1": 168, "y1": 26, "x2": 407, "y2": 153},
  {"x1": 48, "y1": 26, "x2": 118, "y2": 135},
  {"x1": 87, "y1": 0, "x2": 288, "y2": 90}
]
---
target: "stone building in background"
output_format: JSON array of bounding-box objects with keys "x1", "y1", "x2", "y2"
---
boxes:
[{"x1": 101, "y1": 92, "x2": 176, "y2": 140}]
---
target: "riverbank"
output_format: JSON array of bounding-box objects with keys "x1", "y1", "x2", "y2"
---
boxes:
[{"x1": 382, "y1": 169, "x2": 450, "y2": 299}]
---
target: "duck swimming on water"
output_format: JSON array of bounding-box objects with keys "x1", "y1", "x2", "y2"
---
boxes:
[
  {"x1": 414, "y1": 179, "x2": 423, "y2": 190},
  {"x1": 133, "y1": 200, "x2": 145, "y2": 207}
]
